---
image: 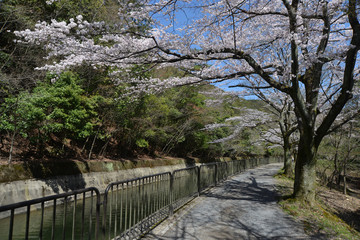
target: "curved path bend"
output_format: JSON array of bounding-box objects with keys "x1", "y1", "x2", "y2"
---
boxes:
[{"x1": 143, "y1": 163, "x2": 313, "y2": 240}]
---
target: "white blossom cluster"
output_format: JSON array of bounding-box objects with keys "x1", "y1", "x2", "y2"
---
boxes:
[
  {"x1": 46, "y1": 0, "x2": 58, "y2": 5},
  {"x1": 204, "y1": 108, "x2": 273, "y2": 143}
]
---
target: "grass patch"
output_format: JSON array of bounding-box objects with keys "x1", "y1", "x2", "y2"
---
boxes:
[{"x1": 275, "y1": 171, "x2": 360, "y2": 240}]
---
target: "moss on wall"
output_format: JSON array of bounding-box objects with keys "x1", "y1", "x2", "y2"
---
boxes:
[
  {"x1": 0, "y1": 157, "x2": 205, "y2": 183},
  {"x1": 0, "y1": 164, "x2": 32, "y2": 182},
  {"x1": 0, "y1": 155, "x2": 245, "y2": 183}
]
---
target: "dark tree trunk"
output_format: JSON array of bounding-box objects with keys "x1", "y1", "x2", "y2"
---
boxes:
[
  {"x1": 293, "y1": 128, "x2": 318, "y2": 203},
  {"x1": 283, "y1": 137, "x2": 293, "y2": 177}
]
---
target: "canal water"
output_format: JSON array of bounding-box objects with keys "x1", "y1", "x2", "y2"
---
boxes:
[{"x1": 0, "y1": 195, "x2": 99, "y2": 240}]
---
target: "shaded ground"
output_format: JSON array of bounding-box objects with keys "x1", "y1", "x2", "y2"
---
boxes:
[
  {"x1": 144, "y1": 163, "x2": 319, "y2": 240},
  {"x1": 276, "y1": 172, "x2": 360, "y2": 239},
  {"x1": 318, "y1": 187, "x2": 360, "y2": 232}
]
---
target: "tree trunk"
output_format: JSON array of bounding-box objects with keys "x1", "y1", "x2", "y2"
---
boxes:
[
  {"x1": 99, "y1": 137, "x2": 110, "y2": 156},
  {"x1": 81, "y1": 136, "x2": 90, "y2": 153},
  {"x1": 293, "y1": 131, "x2": 318, "y2": 203},
  {"x1": 283, "y1": 138, "x2": 293, "y2": 177},
  {"x1": 88, "y1": 130, "x2": 99, "y2": 160},
  {"x1": 283, "y1": 150, "x2": 293, "y2": 176},
  {"x1": 8, "y1": 130, "x2": 16, "y2": 164},
  {"x1": 8, "y1": 97, "x2": 19, "y2": 165}
]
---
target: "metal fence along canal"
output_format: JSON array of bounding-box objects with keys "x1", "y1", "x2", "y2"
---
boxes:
[
  {"x1": 0, "y1": 157, "x2": 280, "y2": 240},
  {"x1": 0, "y1": 188, "x2": 101, "y2": 240}
]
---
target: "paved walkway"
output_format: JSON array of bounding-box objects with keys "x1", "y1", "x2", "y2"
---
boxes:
[{"x1": 144, "y1": 163, "x2": 312, "y2": 240}]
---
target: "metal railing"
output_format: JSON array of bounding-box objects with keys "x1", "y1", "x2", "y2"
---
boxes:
[
  {"x1": 199, "y1": 163, "x2": 217, "y2": 191},
  {"x1": 0, "y1": 187, "x2": 101, "y2": 240},
  {"x1": 102, "y1": 172, "x2": 171, "y2": 240},
  {"x1": 0, "y1": 157, "x2": 281, "y2": 240}
]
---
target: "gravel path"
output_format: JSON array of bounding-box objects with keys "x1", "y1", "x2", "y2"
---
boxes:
[{"x1": 144, "y1": 163, "x2": 311, "y2": 240}]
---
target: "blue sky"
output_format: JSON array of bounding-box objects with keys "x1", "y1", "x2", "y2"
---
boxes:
[{"x1": 150, "y1": 1, "x2": 259, "y2": 100}]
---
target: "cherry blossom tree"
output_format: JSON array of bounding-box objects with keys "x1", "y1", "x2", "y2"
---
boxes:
[
  {"x1": 15, "y1": 0, "x2": 360, "y2": 202},
  {"x1": 251, "y1": 90, "x2": 298, "y2": 176},
  {"x1": 203, "y1": 107, "x2": 272, "y2": 142},
  {"x1": 204, "y1": 87, "x2": 298, "y2": 176}
]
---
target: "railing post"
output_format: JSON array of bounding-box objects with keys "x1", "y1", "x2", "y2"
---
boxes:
[
  {"x1": 96, "y1": 193, "x2": 102, "y2": 240},
  {"x1": 214, "y1": 164, "x2": 218, "y2": 186},
  {"x1": 197, "y1": 166, "x2": 201, "y2": 196},
  {"x1": 169, "y1": 173, "x2": 174, "y2": 216},
  {"x1": 102, "y1": 187, "x2": 109, "y2": 240}
]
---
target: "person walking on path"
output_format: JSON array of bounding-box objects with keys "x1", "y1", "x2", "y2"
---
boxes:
[{"x1": 144, "y1": 163, "x2": 317, "y2": 240}]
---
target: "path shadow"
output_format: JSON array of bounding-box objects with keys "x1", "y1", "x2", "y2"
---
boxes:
[
  {"x1": 202, "y1": 174, "x2": 277, "y2": 204},
  {"x1": 143, "y1": 166, "x2": 328, "y2": 240}
]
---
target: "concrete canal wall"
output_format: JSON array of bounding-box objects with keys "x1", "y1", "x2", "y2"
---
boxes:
[
  {"x1": 0, "y1": 157, "x2": 207, "y2": 206},
  {"x1": 0, "y1": 156, "x2": 277, "y2": 207}
]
